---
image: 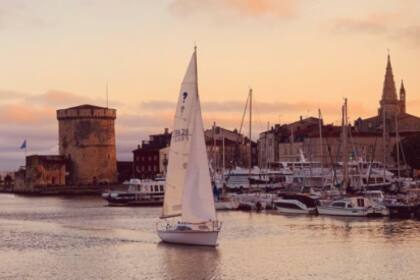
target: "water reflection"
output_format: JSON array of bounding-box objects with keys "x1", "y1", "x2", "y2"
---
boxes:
[
  {"x1": 158, "y1": 242, "x2": 220, "y2": 280},
  {"x1": 1, "y1": 194, "x2": 420, "y2": 280}
]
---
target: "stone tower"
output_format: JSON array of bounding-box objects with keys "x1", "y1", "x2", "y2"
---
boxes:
[
  {"x1": 378, "y1": 54, "x2": 400, "y2": 117},
  {"x1": 57, "y1": 104, "x2": 117, "y2": 185},
  {"x1": 399, "y1": 80, "x2": 406, "y2": 114}
]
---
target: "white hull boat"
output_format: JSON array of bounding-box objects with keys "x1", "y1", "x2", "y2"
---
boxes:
[
  {"x1": 157, "y1": 48, "x2": 221, "y2": 246},
  {"x1": 317, "y1": 196, "x2": 376, "y2": 217},
  {"x1": 215, "y1": 200, "x2": 239, "y2": 210},
  {"x1": 274, "y1": 194, "x2": 318, "y2": 215},
  {"x1": 317, "y1": 206, "x2": 371, "y2": 217},
  {"x1": 157, "y1": 222, "x2": 221, "y2": 246},
  {"x1": 157, "y1": 230, "x2": 219, "y2": 246}
]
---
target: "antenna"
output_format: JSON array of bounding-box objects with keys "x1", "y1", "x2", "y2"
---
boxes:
[{"x1": 106, "y1": 81, "x2": 109, "y2": 108}]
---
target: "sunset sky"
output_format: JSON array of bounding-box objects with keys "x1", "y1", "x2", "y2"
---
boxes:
[{"x1": 1, "y1": 0, "x2": 420, "y2": 170}]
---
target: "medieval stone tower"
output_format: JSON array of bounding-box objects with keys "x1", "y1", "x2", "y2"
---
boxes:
[{"x1": 57, "y1": 104, "x2": 117, "y2": 185}]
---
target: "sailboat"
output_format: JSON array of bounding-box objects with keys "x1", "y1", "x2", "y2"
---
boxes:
[{"x1": 157, "y1": 47, "x2": 222, "y2": 246}]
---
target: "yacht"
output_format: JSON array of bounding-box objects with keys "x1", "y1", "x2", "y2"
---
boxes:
[
  {"x1": 274, "y1": 193, "x2": 318, "y2": 214},
  {"x1": 318, "y1": 196, "x2": 382, "y2": 217},
  {"x1": 102, "y1": 178, "x2": 165, "y2": 206}
]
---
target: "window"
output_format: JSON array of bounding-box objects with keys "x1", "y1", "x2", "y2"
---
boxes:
[
  {"x1": 159, "y1": 185, "x2": 164, "y2": 192},
  {"x1": 332, "y1": 202, "x2": 346, "y2": 208}
]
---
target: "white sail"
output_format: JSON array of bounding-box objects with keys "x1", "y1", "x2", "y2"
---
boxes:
[
  {"x1": 161, "y1": 51, "x2": 198, "y2": 218},
  {"x1": 181, "y1": 94, "x2": 216, "y2": 223}
]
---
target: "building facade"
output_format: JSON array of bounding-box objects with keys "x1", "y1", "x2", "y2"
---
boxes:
[
  {"x1": 14, "y1": 155, "x2": 67, "y2": 191},
  {"x1": 133, "y1": 128, "x2": 171, "y2": 178},
  {"x1": 205, "y1": 125, "x2": 257, "y2": 170},
  {"x1": 258, "y1": 117, "x2": 321, "y2": 167}
]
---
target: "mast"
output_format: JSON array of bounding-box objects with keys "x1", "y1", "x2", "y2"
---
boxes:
[
  {"x1": 266, "y1": 122, "x2": 270, "y2": 169},
  {"x1": 249, "y1": 88, "x2": 253, "y2": 171},
  {"x1": 222, "y1": 129, "x2": 225, "y2": 191},
  {"x1": 342, "y1": 98, "x2": 349, "y2": 190},
  {"x1": 382, "y1": 106, "x2": 387, "y2": 180},
  {"x1": 395, "y1": 112, "x2": 401, "y2": 182},
  {"x1": 291, "y1": 126, "x2": 295, "y2": 160},
  {"x1": 318, "y1": 109, "x2": 323, "y2": 166}
]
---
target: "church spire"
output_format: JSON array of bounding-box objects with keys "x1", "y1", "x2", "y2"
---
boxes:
[
  {"x1": 382, "y1": 54, "x2": 398, "y2": 101},
  {"x1": 379, "y1": 53, "x2": 399, "y2": 116}
]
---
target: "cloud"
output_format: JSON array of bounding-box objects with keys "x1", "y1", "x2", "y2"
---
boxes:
[
  {"x1": 169, "y1": 0, "x2": 299, "y2": 19},
  {"x1": 139, "y1": 99, "x2": 368, "y2": 116},
  {"x1": 332, "y1": 14, "x2": 394, "y2": 35},
  {"x1": 0, "y1": 103, "x2": 55, "y2": 125},
  {"x1": 331, "y1": 13, "x2": 420, "y2": 46},
  {"x1": 393, "y1": 25, "x2": 420, "y2": 46}
]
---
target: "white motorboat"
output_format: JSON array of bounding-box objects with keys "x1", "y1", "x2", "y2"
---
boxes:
[
  {"x1": 157, "y1": 48, "x2": 221, "y2": 246},
  {"x1": 318, "y1": 196, "x2": 378, "y2": 217},
  {"x1": 215, "y1": 194, "x2": 240, "y2": 210},
  {"x1": 102, "y1": 178, "x2": 165, "y2": 206},
  {"x1": 274, "y1": 194, "x2": 318, "y2": 214}
]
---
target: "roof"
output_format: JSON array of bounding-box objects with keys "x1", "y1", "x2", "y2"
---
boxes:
[{"x1": 62, "y1": 104, "x2": 110, "y2": 110}]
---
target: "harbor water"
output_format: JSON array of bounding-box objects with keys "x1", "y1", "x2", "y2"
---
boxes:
[{"x1": 1, "y1": 194, "x2": 420, "y2": 280}]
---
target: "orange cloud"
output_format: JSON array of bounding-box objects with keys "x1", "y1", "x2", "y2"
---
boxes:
[{"x1": 0, "y1": 104, "x2": 55, "y2": 125}]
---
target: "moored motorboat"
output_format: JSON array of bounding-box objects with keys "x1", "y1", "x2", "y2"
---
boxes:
[
  {"x1": 274, "y1": 193, "x2": 318, "y2": 214},
  {"x1": 102, "y1": 178, "x2": 165, "y2": 206},
  {"x1": 318, "y1": 196, "x2": 377, "y2": 217},
  {"x1": 215, "y1": 195, "x2": 240, "y2": 210}
]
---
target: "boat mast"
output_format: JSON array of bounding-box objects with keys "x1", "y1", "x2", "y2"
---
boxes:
[
  {"x1": 382, "y1": 106, "x2": 386, "y2": 180},
  {"x1": 222, "y1": 128, "x2": 225, "y2": 193},
  {"x1": 342, "y1": 98, "x2": 349, "y2": 190},
  {"x1": 266, "y1": 121, "x2": 270, "y2": 169},
  {"x1": 395, "y1": 112, "x2": 401, "y2": 183},
  {"x1": 318, "y1": 109, "x2": 323, "y2": 166},
  {"x1": 249, "y1": 88, "x2": 253, "y2": 172}
]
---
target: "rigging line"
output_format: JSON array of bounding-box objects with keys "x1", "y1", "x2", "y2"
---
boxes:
[{"x1": 238, "y1": 93, "x2": 249, "y2": 135}]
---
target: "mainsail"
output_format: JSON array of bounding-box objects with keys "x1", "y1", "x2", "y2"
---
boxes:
[
  {"x1": 181, "y1": 90, "x2": 217, "y2": 223},
  {"x1": 161, "y1": 50, "x2": 199, "y2": 218}
]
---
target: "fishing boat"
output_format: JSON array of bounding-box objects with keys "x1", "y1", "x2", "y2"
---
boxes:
[{"x1": 157, "y1": 47, "x2": 221, "y2": 246}]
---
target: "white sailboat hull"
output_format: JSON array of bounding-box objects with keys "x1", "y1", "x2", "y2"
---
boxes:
[{"x1": 157, "y1": 230, "x2": 220, "y2": 246}]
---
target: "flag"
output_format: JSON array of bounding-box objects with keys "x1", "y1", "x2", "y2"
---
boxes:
[{"x1": 20, "y1": 140, "x2": 27, "y2": 150}]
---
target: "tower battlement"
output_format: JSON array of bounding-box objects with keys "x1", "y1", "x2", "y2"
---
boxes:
[{"x1": 57, "y1": 104, "x2": 116, "y2": 120}]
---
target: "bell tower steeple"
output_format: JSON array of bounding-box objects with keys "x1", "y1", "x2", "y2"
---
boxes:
[{"x1": 379, "y1": 53, "x2": 400, "y2": 117}]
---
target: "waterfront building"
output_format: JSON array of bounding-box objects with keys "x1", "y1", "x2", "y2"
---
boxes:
[
  {"x1": 116, "y1": 161, "x2": 133, "y2": 183},
  {"x1": 132, "y1": 128, "x2": 171, "y2": 179},
  {"x1": 204, "y1": 124, "x2": 257, "y2": 170},
  {"x1": 57, "y1": 104, "x2": 118, "y2": 185},
  {"x1": 258, "y1": 117, "x2": 321, "y2": 167},
  {"x1": 14, "y1": 155, "x2": 67, "y2": 192}
]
